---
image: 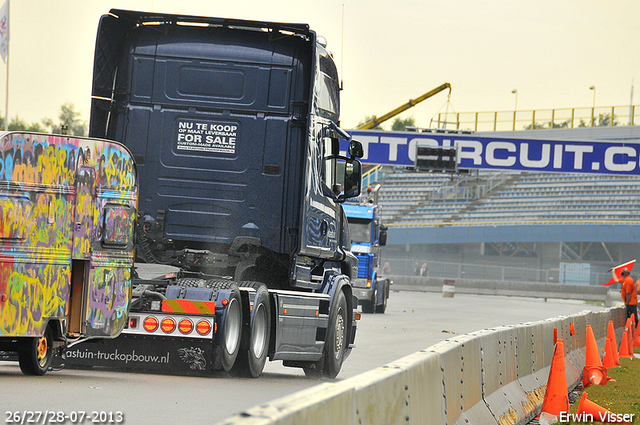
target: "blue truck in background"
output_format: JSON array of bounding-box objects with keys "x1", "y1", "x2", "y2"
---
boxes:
[
  {"x1": 343, "y1": 184, "x2": 390, "y2": 314},
  {"x1": 64, "y1": 9, "x2": 363, "y2": 379}
]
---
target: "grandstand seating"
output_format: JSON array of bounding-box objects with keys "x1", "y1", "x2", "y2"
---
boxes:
[{"x1": 378, "y1": 170, "x2": 640, "y2": 227}]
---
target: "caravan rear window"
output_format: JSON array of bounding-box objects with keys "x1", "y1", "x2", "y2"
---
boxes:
[{"x1": 102, "y1": 205, "x2": 135, "y2": 248}]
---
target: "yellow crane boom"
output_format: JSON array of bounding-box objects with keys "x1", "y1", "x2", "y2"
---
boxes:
[{"x1": 356, "y1": 82, "x2": 452, "y2": 130}]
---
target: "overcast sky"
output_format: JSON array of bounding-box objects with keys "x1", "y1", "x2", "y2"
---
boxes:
[{"x1": 2, "y1": 0, "x2": 639, "y2": 130}]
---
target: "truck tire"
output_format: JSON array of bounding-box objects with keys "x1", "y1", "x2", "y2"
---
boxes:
[
  {"x1": 231, "y1": 282, "x2": 271, "y2": 378},
  {"x1": 323, "y1": 289, "x2": 348, "y2": 379},
  {"x1": 207, "y1": 280, "x2": 243, "y2": 372},
  {"x1": 18, "y1": 325, "x2": 53, "y2": 375},
  {"x1": 177, "y1": 277, "x2": 207, "y2": 288}
]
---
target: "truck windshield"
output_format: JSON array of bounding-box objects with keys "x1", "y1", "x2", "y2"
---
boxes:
[{"x1": 347, "y1": 217, "x2": 373, "y2": 244}]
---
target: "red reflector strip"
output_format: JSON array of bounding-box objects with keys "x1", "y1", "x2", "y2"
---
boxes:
[{"x1": 162, "y1": 299, "x2": 215, "y2": 315}]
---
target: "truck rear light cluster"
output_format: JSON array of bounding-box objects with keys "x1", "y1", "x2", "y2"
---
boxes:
[
  {"x1": 143, "y1": 316, "x2": 158, "y2": 332},
  {"x1": 178, "y1": 319, "x2": 193, "y2": 334},
  {"x1": 196, "y1": 320, "x2": 211, "y2": 335},
  {"x1": 127, "y1": 314, "x2": 214, "y2": 338},
  {"x1": 161, "y1": 318, "x2": 176, "y2": 333}
]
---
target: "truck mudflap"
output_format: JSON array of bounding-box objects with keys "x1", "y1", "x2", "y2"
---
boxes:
[
  {"x1": 62, "y1": 282, "x2": 243, "y2": 375},
  {"x1": 63, "y1": 333, "x2": 215, "y2": 375},
  {"x1": 64, "y1": 309, "x2": 218, "y2": 374}
]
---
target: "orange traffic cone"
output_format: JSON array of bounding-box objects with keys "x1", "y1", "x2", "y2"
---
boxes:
[
  {"x1": 576, "y1": 392, "x2": 630, "y2": 423},
  {"x1": 603, "y1": 337, "x2": 619, "y2": 369},
  {"x1": 585, "y1": 325, "x2": 602, "y2": 366},
  {"x1": 626, "y1": 317, "x2": 634, "y2": 354},
  {"x1": 619, "y1": 328, "x2": 633, "y2": 359},
  {"x1": 582, "y1": 325, "x2": 608, "y2": 386},
  {"x1": 539, "y1": 339, "x2": 569, "y2": 423},
  {"x1": 634, "y1": 316, "x2": 640, "y2": 349},
  {"x1": 606, "y1": 320, "x2": 621, "y2": 366}
]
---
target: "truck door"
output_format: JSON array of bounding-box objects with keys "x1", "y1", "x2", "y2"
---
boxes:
[{"x1": 301, "y1": 125, "x2": 341, "y2": 259}]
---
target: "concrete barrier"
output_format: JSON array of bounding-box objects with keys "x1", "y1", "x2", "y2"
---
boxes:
[{"x1": 216, "y1": 306, "x2": 626, "y2": 425}]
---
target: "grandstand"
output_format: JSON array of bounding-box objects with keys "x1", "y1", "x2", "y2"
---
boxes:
[
  {"x1": 376, "y1": 126, "x2": 640, "y2": 286},
  {"x1": 381, "y1": 171, "x2": 640, "y2": 226}
]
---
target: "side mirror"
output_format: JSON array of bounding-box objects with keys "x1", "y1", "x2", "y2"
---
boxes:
[
  {"x1": 379, "y1": 228, "x2": 387, "y2": 246},
  {"x1": 348, "y1": 139, "x2": 364, "y2": 159},
  {"x1": 339, "y1": 159, "x2": 361, "y2": 201}
]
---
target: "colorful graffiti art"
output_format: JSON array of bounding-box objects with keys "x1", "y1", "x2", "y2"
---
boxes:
[{"x1": 0, "y1": 132, "x2": 137, "y2": 341}]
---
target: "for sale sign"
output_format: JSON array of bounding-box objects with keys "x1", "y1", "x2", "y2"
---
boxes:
[{"x1": 176, "y1": 119, "x2": 239, "y2": 154}]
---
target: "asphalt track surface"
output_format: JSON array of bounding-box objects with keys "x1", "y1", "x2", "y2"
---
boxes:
[{"x1": 1, "y1": 290, "x2": 606, "y2": 424}]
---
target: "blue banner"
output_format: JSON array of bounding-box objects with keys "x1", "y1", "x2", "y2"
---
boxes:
[{"x1": 342, "y1": 129, "x2": 640, "y2": 175}]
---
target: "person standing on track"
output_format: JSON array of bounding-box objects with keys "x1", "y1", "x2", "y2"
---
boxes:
[{"x1": 613, "y1": 267, "x2": 638, "y2": 328}]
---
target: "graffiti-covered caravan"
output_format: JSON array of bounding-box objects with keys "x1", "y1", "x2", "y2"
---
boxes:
[{"x1": 0, "y1": 132, "x2": 137, "y2": 375}]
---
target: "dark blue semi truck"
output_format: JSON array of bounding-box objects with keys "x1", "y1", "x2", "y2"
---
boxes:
[{"x1": 66, "y1": 9, "x2": 363, "y2": 378}]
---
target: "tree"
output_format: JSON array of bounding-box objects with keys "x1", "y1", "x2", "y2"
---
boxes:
[
  {"x1": 0, "y1": 103, "x2": 87, "y2": 135},
  {"x1": 9, "y1": 116, "x2": 47, "y2": 132},
  {"x1": 43, "y1": 102, "x2": 87, "y2": 136},
  {"x1": 0, "y1": 115, "x2": 47, "y2": 132},
  {"x1": 391, "y1": 116, "x2": 416, "y2": 131},
  {"x1": 595, "y1": 113, "x2": 618, "y2": 127},
  {"x1": 549, "y1": 120, "x2": 570, "y2": 129},
  {"x1": 523, "y1": 119, "x2": 571, "y2": 130},
  {"x1": 523, "y1": 122, "x2": 546, "y2": 130},
  {"x1": 357, "y1": 115, "x2": 384, "y2": 130}
]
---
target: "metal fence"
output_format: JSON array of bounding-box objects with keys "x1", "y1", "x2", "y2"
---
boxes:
[
  {"x1": 437, "y1": 105, "x2": 640, "y2": 132},
  {"x1": 385, "y1": 258, "x2": 613, "y2": 286}
]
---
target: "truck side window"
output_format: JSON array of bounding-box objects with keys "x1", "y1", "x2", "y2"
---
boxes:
[
  {"x1": 322, "y1": 136, "x2": 339, "y2": 195},
  {"x1": 317, "y1": 73, "x2": 339, "y2": 118}
]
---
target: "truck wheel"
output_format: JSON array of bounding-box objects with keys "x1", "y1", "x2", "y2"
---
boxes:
[
  {"x1": 232, "y1": 282, "x2": 271, "y2": 378},
  {"x1": 18, "y1": 326, "x2": 53, "y2": 375},
  {"x1": 323, "y1": 289, "x2": 348, "y2": 378},
  {"x1": 207, "y1": 280, "x2": 243, "y2": 372}
]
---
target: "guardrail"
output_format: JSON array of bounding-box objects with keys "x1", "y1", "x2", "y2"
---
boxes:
[
  {"x1": 216, "y1": 306, "x2": 626, "y2": 425},
  {"x1": 439, "y1": 105, "x2": 640, "y2": 132}
]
